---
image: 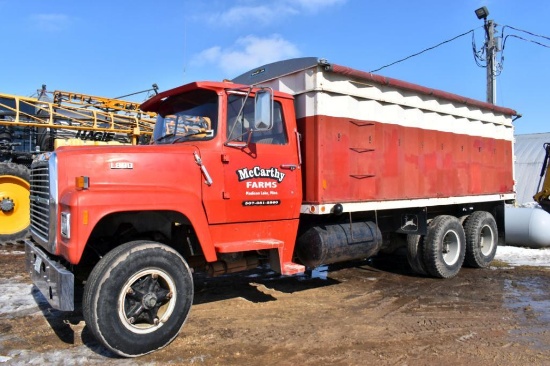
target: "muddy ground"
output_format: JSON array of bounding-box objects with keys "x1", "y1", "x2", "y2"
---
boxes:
[{"x1": 0, "y1": 247, "x2": 549, "y2": 365}]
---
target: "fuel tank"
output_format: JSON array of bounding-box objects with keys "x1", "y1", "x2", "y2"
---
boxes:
[
  {"x1": 296, "y1": 221, "x2": 382, "y2": 268},
  {"x1": 505, "y1": 207, "x2": 550, "y2": 248}
]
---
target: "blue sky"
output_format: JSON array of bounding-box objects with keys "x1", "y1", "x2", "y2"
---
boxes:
[{"x1": 1, "y1": 0, "x2": 549, "y2": 135}]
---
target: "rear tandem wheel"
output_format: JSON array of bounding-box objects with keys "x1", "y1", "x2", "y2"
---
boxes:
[
  {"x1": 463, "y1": 211, "x2": 498, "y2": 268},
  {"x1": 406, "y1": 233, "x2": 427, "y2": 276},
  {"x1": 422, "y1": 215, "x2": 466, "y2": 279}
]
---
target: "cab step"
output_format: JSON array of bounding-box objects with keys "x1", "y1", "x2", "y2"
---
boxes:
[
  {"x1": 214, "y1": 239, "x2": 284, "y2": 253},
  {"x1": 281, "y1": 262, "x2": 306, "y2": 276}
]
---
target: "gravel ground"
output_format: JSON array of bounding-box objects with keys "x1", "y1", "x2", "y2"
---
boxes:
[{"x1": 0, "y1": 246, "x2": 549, "y2": 365}]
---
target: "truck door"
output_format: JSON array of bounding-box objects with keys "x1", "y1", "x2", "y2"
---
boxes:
[{"x1": 220, "y1": 93, "x2": 301, "y2": 223}]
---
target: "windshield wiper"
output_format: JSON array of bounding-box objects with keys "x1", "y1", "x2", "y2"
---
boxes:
[
  {"x1": 154, "y1": 133, "x2": 175, "y2": 143},
  {"x1": 171, "y1": 131, "x2": 210, "y2": 144}
]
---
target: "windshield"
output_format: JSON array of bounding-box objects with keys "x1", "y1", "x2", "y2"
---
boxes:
[{"x1": 152, "y1": 89, "x2": 218, "y2": 144}]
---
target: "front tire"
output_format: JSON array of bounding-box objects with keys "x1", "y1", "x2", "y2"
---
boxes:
[
  {"x1": 463, "y1": 211, "x2": 498, "y2": 268},
  {"x1": 83, "y1": 240, "x2": 193, "y2": 357},
  {"x1": 423, "y1": 215, "x2": 466, "y2": 279}
]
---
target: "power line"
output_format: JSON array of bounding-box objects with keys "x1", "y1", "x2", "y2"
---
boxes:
[
  {"x1": 502, "y1": 25, "x2": 550, "y2": 43},
  {"x1": 501, "y1": 25, "x2": 550, "y2": 51},
  {"x1": 503, "y1": 34, "x2": 550, "y2": 50},
  {"x1": 370, "y1": 28, "x2": 478, "y2": 73},
  {"x1": 471, "y1": 23, "x2": 504, "y2": 77},
  {"x1": 496, "y1": 25, "x2": 550, "y2": 77},
  {"x1": 472, "y1": 23, "x2": 550, "y2": 78},
  {"x1": 472, "y1": 29, "x2": 487, "y2": 67},
  {"x1": 368, "y1": 23, "x2": 550, "y2": 77}
]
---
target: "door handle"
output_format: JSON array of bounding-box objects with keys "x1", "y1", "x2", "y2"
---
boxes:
[{"x1": 280, "y1": 164, "x2": 298, "y2": 171}]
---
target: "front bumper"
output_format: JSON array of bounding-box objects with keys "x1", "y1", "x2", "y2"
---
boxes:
[{"x1": 24, "y1": 240, "x2": 74, "y2": 311}]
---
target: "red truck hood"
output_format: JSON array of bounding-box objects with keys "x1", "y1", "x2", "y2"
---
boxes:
[{"x1": 54, "y1": 144, "x2": 200, "y2": 190}]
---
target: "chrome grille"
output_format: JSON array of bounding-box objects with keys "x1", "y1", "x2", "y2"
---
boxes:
[{"x1": 29, "y1": 153, "x2": 57, "y2": 252}]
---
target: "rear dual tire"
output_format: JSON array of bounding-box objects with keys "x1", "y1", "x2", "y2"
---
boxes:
[
  {"x1": 406, "y1": 233, "x2": 427, "y2": 276},
  {"x1": 407, "y1": 216, "x2": 466, "y2": 278},
  {"x1": 406, "y1": 212, "x2": 498, "y2": 278},
  {"x1": 423, "y1": 215, "x2": 466, "y2": 278},
  {"x1": 463, "y1": 211, "x2": 498, "y2": 268}
]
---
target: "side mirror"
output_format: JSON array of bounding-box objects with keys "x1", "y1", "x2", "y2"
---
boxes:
[{"x1": 254, "y1": 89, "x2": 273, "y2": 131}]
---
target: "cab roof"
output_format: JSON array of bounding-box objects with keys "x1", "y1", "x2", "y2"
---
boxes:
[{"x1": 140, "y1": 81, "x2": 292, "y2": 113}]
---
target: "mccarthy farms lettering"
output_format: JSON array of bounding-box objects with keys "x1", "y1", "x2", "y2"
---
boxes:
[{"x1": 236, "y1": 166, "x2": 286, "y2": 183}]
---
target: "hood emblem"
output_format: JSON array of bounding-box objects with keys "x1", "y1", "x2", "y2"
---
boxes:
[{"x1": 110, "y1": 161, "x2": 133, "y2": 169}]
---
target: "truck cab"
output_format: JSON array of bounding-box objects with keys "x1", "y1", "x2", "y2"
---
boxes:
[
  {"x1": 141, "y1": 82, "x2": 304, "y2": 273},
  {"x1": 24, "y1": 81, "x2": 305, "y2": 356}
]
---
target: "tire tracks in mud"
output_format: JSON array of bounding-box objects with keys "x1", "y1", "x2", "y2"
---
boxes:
[
  {"x1": 330, "y1": 268, "x2": 517, "y2": 356},
  {"x1": 325, "y1": 274, "x2": 527, "y2": 364}
]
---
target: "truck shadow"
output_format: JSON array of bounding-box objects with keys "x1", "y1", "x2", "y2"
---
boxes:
[
  {"x1": 191, "y1": 251, "x2": 419, "y2": 306},
  {"x1": 31, "y1": 288, "x2": 134, "y2": 358},
  {"x1": 192, "y1": 265, "x2": 341, "y2": 305},
  {"x1": 29, "y1": 253, "x2": 415, "y2": 358},
  {"x1": 30, "y1": 266, "x2": 342, "y2": 358},
  {"x1": 31, "y1": 287, "x2": 81, "y2": 345},
  {"x1": 31, "y1": 287, "x2": 120, "y2": 358},
  {"x1": 363, "y1": 250, "x2": 418, "y2": 277}
]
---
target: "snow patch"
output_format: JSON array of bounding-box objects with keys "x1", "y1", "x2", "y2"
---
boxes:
[
  {"x1": 0, "y1": 250, "x2": 25, "y2": 255},
  {"x1": 495, "y1": 245, "x2": 550, "y2": 267},
  {"x1": 0, "y1": 281, "x2": 47, "y2": 316}
]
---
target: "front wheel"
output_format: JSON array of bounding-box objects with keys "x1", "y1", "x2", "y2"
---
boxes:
[{"x1": 83, "y1": 240, "x2": 194, "y2": 357}]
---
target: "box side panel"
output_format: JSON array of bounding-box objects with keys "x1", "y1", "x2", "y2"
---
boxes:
[{"x1": 297, "y1": 114, "x2": 514, "y2": 205}]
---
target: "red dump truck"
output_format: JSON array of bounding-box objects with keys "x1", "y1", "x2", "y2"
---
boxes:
[{"x1": 24, "y1": 57, "x2": 517, "y2": 357}]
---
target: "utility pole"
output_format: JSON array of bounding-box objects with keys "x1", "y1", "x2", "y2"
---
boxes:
[
  {"x1": 486, "y1": 19, "x2": 497, "y2": 104},
  {"x1": 475, "y1": 6, "x2": 497, "y2": 104}
]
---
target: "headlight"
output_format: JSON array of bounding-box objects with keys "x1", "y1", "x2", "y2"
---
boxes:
[{"x1": 61, "y1": 212, "x2": 71, "y2": 239}]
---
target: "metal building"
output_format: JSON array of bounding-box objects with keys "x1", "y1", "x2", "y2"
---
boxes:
[{"x1": 514, "y1": 133, "x2": 550, "y2": 205}]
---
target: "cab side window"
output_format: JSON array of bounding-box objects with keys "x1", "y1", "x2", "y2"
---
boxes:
[
  {"x1": 226, "y1": 95, "x2": 287, "y2": 145},
  {"x1": 252, "y1": 102, "x2": 287, "y2": 145}
]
